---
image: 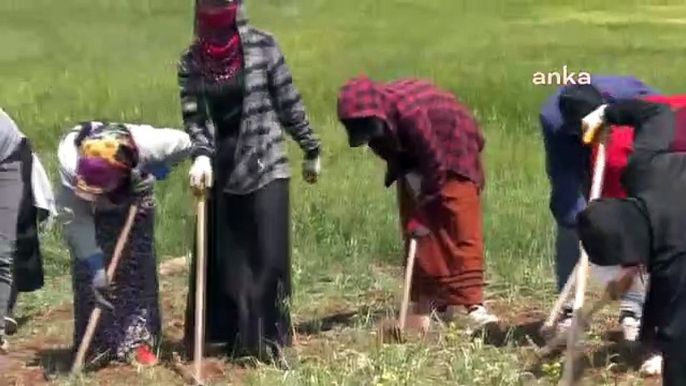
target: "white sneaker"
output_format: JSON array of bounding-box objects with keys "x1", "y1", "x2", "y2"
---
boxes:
[
  {"x1": 467, "y1": 305, "x2": 499, "y2": 328},
  {"x1": 620, "y1": 315, "x2": 640, "y2": 342},
  {"x1": 639, "y1": 354, "x2": 662, "y2": 376},
  {"x1": 4, "y1": 317, "x2": 17, "y2": 335},
  {"x1": 0, "y1": 337, "x2": 8, "y2": 354}
]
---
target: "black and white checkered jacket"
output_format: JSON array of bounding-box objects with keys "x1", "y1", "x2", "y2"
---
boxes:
[{"x1": 177, "y1": 4, "x2": 320, "y2": 195}]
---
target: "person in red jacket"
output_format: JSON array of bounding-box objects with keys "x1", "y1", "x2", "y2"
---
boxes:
[
  {"x1": 336, "y1": 75, "x2": 498, "y2": 330},
  {"x1": 591, "y1": 94, "x2": 686, "y2": 199},
  {"x1": 590, "y1": 126, "x2": 632, "y2": 199}
]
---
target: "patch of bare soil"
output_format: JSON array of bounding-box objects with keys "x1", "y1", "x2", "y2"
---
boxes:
[
  {"x1": 170, "y1": 352, "x2": 247, "y2": 386},
  {"x1": 0, "y1": 276, "x2": 248, "y2": 386},
  {"x1": 0, "y1": 366, "x2": 48, "y2": 386},
  {"x1": 485, "y1": 297, "x2": 661, "y2": 385},
  {"x1": 0, "y1": 277, "x2": 665, "y2": 385}
]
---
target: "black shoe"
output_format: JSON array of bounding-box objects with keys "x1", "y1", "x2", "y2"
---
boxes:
[{"x1": 5, "y1": 317, "x2": 18, "y2": 335}]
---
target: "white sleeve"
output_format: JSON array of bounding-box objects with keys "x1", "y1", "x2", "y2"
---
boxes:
[
  {"x1": 125, "y1": 124, "x2": 192, "y2": 167},
  {"x1": 57, "y1": 131, "x2": 79, "y2": 189},
  {"x1": 56, "y1": 131, "x2": 101, "y2": 261}
]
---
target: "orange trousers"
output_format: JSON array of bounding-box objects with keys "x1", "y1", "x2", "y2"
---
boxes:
[{"x1": 397, "y1": 175, "x2": 485, "y2": 307}]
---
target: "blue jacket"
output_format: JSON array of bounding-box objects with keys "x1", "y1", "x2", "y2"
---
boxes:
[{"x1": 540, "y1": 75, "x2": 661, "y2": 228}]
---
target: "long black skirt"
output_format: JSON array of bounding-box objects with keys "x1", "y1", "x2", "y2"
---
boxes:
[
  {"x1": 184, "y1": 178, "x2": 292, "y2": 362},
  {"x1": 663, "y1": 348, "x2": 686, "y2": 386}
]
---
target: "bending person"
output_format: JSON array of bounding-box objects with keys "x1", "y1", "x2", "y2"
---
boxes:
[
  {"x1": 337, "y1": 75, "x2": 498, "y2": 331},
  {"x1": 539, "y1": 77, "x2": 659, "y2": 339},
  {"x1": 56, "y1": 121, "x2": 190, "y2": 368},
  {"x1": 577, "y1": 98, "x2": 686, "y2": 385}
]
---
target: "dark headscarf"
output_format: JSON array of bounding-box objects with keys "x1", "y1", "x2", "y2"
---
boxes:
[
  {"x1": 577, "y1": 197, "x2": 651, "y2": 267},
  {"x1": 192, "y1": 0, "x2": 243, "y2": 82},
  {"x1": 558, "y1": 84, "x2": 605, "y2": 135},
  {"x1": 340, "y1": 117, "x2": 386, "y2": 148}
]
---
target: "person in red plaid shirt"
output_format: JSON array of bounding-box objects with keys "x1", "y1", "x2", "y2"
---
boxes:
[{"x1": 336, "y1": 75, "x2": 498, "y2": 330}]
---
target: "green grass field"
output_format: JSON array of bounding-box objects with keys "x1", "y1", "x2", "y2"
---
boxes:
[{"x1": 2, "y1": 0, "x2": 686, "y2": 384}]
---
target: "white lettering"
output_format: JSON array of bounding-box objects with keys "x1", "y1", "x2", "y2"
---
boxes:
[
  {"x1": 532, "y1": 66, "x2": 593, "y2": 85},
  {"x1": 578, "y1": 71, "x2": 591, "y2": 84},
  {"x1": 532, "y1": 72, "x2": 546, "y2": 85}
]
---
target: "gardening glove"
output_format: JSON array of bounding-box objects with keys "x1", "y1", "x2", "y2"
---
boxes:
[
  {"x1": 143, "y1": 162, "x2": 171, "y2": 181},
  {"x1": 407, "y1": 217, "x2": 430, "y2": 239},
  {"x1": 406, "y1": 202, "x2": 431, "y2": 238},
  {"x1": 303, "y1": 154, "x2": 321, "y2": 184},
  {"x1": 85, "y1": 252, "x2": 114, "y2": 310},
  {"x1": 189, "y1": 155, "x2": 213, "y2": 190},
  {"x1": 130, "y1": 168, "x2": 155, "y2": 199},
  {"x1": 581, "y1": 104, "x2": 608, "y2": 145}
]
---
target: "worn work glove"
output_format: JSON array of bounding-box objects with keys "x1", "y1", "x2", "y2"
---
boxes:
[
  {"x1": 581, "y1": 104, "x2": 608, "y2": 145},
  {"x1": 303, "y1": 154, "x2": 321, "y2": 184},
  {"x1": 407, "y1": 217, "x2": 430, "y2": 238},
  {"x1": 189, "y1": 155, "x2": 213, "y2": 190},
  {"x1": 85, "y1": 252, "x2": 114, "y2": 310},
  {"x1": 130, "y1": 169, "x2": 155, "y2": 198},
  {"x1": 143, "y1": 162, "x2": 171, "y2": 181}
]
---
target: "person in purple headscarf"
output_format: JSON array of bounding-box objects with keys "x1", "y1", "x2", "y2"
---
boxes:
[
  {"x1": 178, "y1": 0, "x2": 321, "y2": 368},
  {"x1": 56, "y1": 121, "x2": 191, "y2": 369}
]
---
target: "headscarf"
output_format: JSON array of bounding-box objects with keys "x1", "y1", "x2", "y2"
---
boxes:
[
  {"x1": 558, "y1": 84, "x2": 605, "y2": 135},
  {"x1": 192, "y1": 0, "x2": 243, "y2": 82},
  {"x1": 74, "y1": 123, "x2": 138, "y2": 197},
  {"x1": 576, "y1": 197, "x2": 651, "y2": 267}
]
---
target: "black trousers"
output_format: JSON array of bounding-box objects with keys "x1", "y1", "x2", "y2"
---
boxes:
[
  {"x1": 662, "y1": 349, "x2": 686, "y2": 386},
  {"x1": 184, "y1": 178, "x2": 292, "y2": 362},
  {"x1": 0, "y1": 146, "x2": 23, "y2": 336}
]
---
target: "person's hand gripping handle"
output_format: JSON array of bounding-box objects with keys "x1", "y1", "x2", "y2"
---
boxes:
[
  {"x1": 189, "y1": 155, "x2": 213, "y2": 196},
  {"x1": 582, "y1": 104, "x2": 609, "y2": 145}
]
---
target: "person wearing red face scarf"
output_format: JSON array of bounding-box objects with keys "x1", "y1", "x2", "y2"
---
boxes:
[{"x1": 177, "y1": 0, "x2": 321, "y2": 368}]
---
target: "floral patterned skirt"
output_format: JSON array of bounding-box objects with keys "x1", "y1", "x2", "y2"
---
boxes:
[{"x1": 71, "y1": 196, "x2": 161, "y2": 365}]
